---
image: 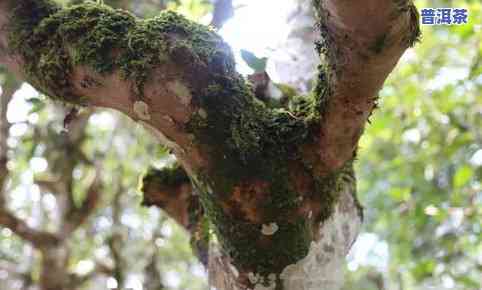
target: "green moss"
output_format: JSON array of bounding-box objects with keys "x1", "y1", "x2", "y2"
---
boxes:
[
  {"x1": 264, "y1": 164, "x2": 301, "y2": 213},
  {"x1": 190, "y1": 111, "x2": 344, "y2": 275},
  {"x1": 313, "y1": 160, "x2": 350, "y2": 221},
  {"x1": 193, "y1": 154, "x2": 312, "y2": 275},
  {"x1": 187, "y1": 70, "x2": 325, "y2": 167},
  {"x1": 198, "y1": 187, "x2": 311, "y2": 276},
  {"x1": 179, "y1": 49, "x2": 338, "y2": 274},
  {"x1": 338, "y1": 158, "x2": 364, "y2": 220},
  {"x1": 141, "y1": 164, "x2": 189, "y2": 192},
  {"x1": 188, "y1": 89, "x2": 318, "y2": 218},
  {"x1": 8, "y1": 0, "x2": 226, "y2": 103},
  {"x1": 194, "y1": 155, "x2": 357, "y2": 274}
]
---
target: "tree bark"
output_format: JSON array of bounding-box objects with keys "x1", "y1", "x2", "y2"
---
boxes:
[
  {"x1": 39, "y1": 245, "x2": 70, "y2": 290},
  {"x1": 0, "y1": 0, "x2": 420, "y2": 289}
]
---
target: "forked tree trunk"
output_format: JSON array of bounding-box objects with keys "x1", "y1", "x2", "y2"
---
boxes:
[{"x1": 0, "y1": 0, "x2": 420, "y2": 289}]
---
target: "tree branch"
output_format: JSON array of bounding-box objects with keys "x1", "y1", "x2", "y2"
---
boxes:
[
  {"x1": 0, "y1": 209, "x2": 61, "y2": 248},
  {"x1": 61, "y1": 166, "x2": 102, "y2": 238},
  {"x1": 313, "y1": 0, "x2": 420, "y2": 172},
  {"x1": 68, "y1": 260, "x2": 114, "y2": 288}
]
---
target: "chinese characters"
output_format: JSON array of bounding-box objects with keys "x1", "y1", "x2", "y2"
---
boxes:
[{"x1": 421, "y1": 8, "x2": 469, "y2": 25}]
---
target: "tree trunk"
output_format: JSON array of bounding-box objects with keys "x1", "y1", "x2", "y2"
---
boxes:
[
  {"x1": 0, "y1": 0, "x2": 420, "y2": 289},
  {"x1": 39, "y1": 245, "x2": 70, "y2": 290}
]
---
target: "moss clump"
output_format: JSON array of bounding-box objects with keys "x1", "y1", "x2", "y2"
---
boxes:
[
  {"x1": 188, "y1": 72, "x2": 324, "y2": 167},
  {"x1": 141, "y1": 164, "x2": 190, "y2": 193},
  {"x1": 194, "y1": 154, "x2": 356, "y2": 275},
  {"x1": 313, "y1": 160, "x2": 352, "y2": 221},
  {"x1": 181, "y1": 47, "x2": 336, "y2": 276},
  {"x1": 198, "y1": 189, "x2": 311, "y2": 276},
  {"x1": 8, "y1": 0, "x2": 226, "y2": 103},
  {"x1": 185, "y1": 70, "x2": 330, "y2": 222},
  {"x1": 189, "y1": 91, "x2": 314, "y2": 216}
]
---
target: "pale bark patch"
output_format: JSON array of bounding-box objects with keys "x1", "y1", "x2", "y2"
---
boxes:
[
  {"x1": 279, "y1": 187, "x2": 361, "y2": 290},
  {"x1": 167, "y1": 80, "x2": 192, "y2": 106},
  {"x1": 229, "y1": 263, "x2": 240, "y2": 278},
  {"x1": 198, "y1": 108, "x2": 208, "y2": 119},
  {"x1": 133, "y1": 101, "x2": 151, "y2": 120},
  {"x1": 261, "y1": 222, "x2": 279, "y2": 235}
]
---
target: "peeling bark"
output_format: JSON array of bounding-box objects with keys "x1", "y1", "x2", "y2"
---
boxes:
[{"x1": 0, "y1": 0, "x2": 420, "y2": 289}]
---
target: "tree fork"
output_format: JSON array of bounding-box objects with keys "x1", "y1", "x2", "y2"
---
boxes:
[{"x1": 0, "y1": 0, "x2": 420, "y2": 289}]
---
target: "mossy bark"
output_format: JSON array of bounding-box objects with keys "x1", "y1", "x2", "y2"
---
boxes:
[{"x1": 0, "y1": 0, "x2": 420, "y2": 289}]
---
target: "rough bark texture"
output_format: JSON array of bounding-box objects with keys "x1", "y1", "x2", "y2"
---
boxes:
[{"x1": 0, "y1": 0, "x2": 420, "y2": 289}]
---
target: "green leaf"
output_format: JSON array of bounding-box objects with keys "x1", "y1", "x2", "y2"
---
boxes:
[
  {"x1": 412, "y1": 260, "x2": 436, "y2": 280},
  {"x1": 453, "y1": 165, "x2": 474, "y2": 188},
  {"x1": 454, "y1": 276, "x2": 480, "y2": 289},
  {"x1": 240, "y1": 49, "x2": 268, "y2": 73},
  {"x1": 389, "y1": 187, "x2": 411, "y2": 202}
]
